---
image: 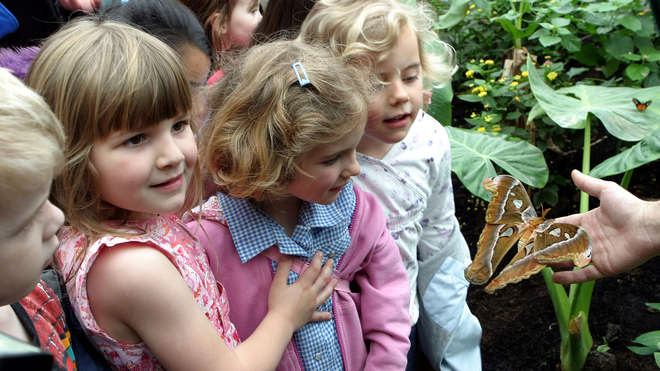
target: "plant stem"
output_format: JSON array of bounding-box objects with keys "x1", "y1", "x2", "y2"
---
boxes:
[
  {"x1": 580, "y1": 115, "x2": 591, "y2": 213},
  {"x1": 620, "y1": 169, "x2": 633, "y2": 190}
]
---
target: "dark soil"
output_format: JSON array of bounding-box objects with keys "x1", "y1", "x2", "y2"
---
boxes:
[{"x1": 449, "y1": 130, "x2": 660, "y2": 370}]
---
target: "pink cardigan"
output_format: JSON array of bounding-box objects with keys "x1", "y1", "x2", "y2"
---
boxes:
[{"x1": 186, "y1": 186, "x2": 411, "y2": 370}]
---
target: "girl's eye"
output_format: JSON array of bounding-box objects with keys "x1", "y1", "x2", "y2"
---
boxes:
[
  {"x1": 172, "y1": 120, "x2": 189, "y2": 133},
  {"x1": 322, "y1": 156, "x2": 339, "y2": 165},
  {"x1": 403, "y1": 74, "x2": 419, "y2": 82},
  {"x1": 123, "y1": 134, "x2": 146, "y2": 147}
]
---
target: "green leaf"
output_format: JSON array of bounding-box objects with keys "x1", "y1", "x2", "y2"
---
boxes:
[
  {"x1": 654, "y1": 352, "x2": 660, "y2": 367},
  {"x1": 527, "y1": 57, "x2": 660, "y2": 141},
  {"x1": 435, "y1": 0, "x2": 470, "y2": 30},
  {"x1": 540, "y1": 34, "x2": 562, "y2": 47},
  {"x1": 583, "y1": 3, "x2": 618, "y2": 12},
  {"x1": 646, "y1": 303, "x2": 660, "y2": 311},
  {"x1": 551, "y1": 17, "x2": 571, "y2": 28},
  {"x1": 427, "y1": 85, "x2": 453, "y2": 126},
  {"x1": 604, "y1": 35, "x2": 634, "y2": 60},
  {"x1": 618, "y1": 14, "x2": 642, "y2": 31},
  {"x1": 446, "y1": 127, "x2": 548, "y2": 200},
  {"x1": 590, "y1": 128, "x2": 660, "y2": 178},
  {"x1": 627, "y1": 345, "x2": 656, "y2": 355},
  {"x1": 625, "y1": 64, "x2": 651, "y2": 81},
  {"x1": 561, "y1": 33, "x2": 582, "y2": 53},
  {"x1": 630, "y1": 330, "x2": 660, "y2": 350}
]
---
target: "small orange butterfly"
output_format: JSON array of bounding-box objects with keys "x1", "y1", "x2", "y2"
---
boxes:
[{"x1": 633, "y1": 98, "x2": 652, "y2": 112}]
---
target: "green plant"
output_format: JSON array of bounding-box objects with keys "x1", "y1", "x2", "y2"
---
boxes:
[
  {"x1": 527, "y1": 56, "x2": 660, "y2": 370},
  {"x1": 627, "y1": 303, "x2": 660, "y2": 368}
]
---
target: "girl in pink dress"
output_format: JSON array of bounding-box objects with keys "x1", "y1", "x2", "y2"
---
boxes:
[{"x1": 27, "y1": 17, "x2": 334, "y2": 371}]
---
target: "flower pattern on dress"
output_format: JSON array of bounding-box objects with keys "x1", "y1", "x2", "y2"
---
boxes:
[{"x1": 56, "y1": 214, "x2": 240, "y2": 370}]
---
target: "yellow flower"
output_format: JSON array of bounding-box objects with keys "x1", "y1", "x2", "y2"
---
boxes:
[
  {"x1": 468, "y1": 83, "x2": 474, "y2": 87},
  {"x1": 470, "y1": 112, "x2": 477, "y2": 118},
  {"x1": 544, "y1": 55, "x2": 552, "y2": 60},
  {"x1": 470, "y1": 59, "x2": 476, "y2": 63},
  {"x1": 479, "y1": 58, "x2": 484, "y2": 63},
  {"x1": 492, "y1": 124, "x2": 501, "y2": 132},
  {"x1": 521, "y1": 71, "x2": 529, "y2": 78},
  {"x1": 514, "y1": 74, "x2": 521, "y2": 80},
  {"x1": 513, "y1": 96, "x2": 521, "y2": 102},
  {"x1": 465, "y1": 69, "x2": 475, "y2": 78},
  {"x1": 484, "y1": 104, "x2": 490, "y2": 108},
  {"x1": 477, "y1": 127, "x2": 486, "y2": 132},
  {"x1": 497, "y1": 78, "x2": 505, "y2": 83},
  {"x1": 469, "y1": 4, "x2": 476, "y2": 9},
  {"x1": 492, "y1": 10, "x2": 498, "y2": 15},
  {"x1": 509, "y1": 81, "x2": 519, "y2": 87},
  {"x1": 465, "y1": 10, "x2": 470, "y2": 15},
  {"x1": 484, "y1": 115, "x2": 492, "y2": 122},
  {"x1": 547, "y1": 71, "x2": 558, "y2": 81},
  {"x1": 478, "y1": 91, "x2": 488, "y2": 97},
  {"x1": 471, "y1": 87, "x2": 480, "y2": 94},
  {"x1": 485, "y1": 59, "x2": 494, "y2": 65},
  {"x1": 477, "y1": 8, "x2": 482, "y2": 12}
]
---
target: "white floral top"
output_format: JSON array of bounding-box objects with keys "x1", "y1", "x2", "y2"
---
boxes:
[
  {"x1": 352, "y1": 110, "x2": 472, "y2": 324},
  {"x1": 56, "y1": 214, "x2": 240, "y2": 370}
]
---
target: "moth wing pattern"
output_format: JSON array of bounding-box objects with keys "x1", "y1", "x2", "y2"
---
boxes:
[{"x1": 483, "y1": 175, "x2": 537, "y2": 225}]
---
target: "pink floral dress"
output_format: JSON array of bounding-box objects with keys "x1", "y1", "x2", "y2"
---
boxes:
[{"x1": 55, "y1": 214, "x2": 240, "y2": 370}]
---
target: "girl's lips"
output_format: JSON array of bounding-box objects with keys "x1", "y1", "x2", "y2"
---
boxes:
[
  {"x1": 383, "y1": 113, "x2": 411, "y2": 128},
  {"x1": 151, "y1": 174, "x2": 183, "y2": 192}
]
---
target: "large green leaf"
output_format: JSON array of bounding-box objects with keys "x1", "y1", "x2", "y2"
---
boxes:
[
  {"x1": 435, "y1": 0, "x2": 470, "y2": 30},
  {"x1": 427, "y1": 85, "x2": 453, "y2": 126},
  {"x1": 446, "y1": 127, "x2": 548, "y2": 200},
  {"x1": 527, "y1": 58, "x2": 660, "y2": 141},
  {"x1": 590, "y1": 128, "x2": 660, "y2": 178}
]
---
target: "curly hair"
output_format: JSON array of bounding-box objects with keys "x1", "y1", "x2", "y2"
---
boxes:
[
  {"x1": 201, "y1": 39, "x2": 370, "y2": 201},
  {"x1": 298, "y1": 0, "x2": 456, "y2": 89}
]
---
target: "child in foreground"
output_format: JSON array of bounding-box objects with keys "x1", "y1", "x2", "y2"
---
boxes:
[
  {"x1": 186, "y1": 40, "x2": 411, "y2": 370},
  {"x1": 27, "y1": 18, "x2": 334, "y2": 371},
  {"x1": 299, "y1": 1, "x2": 482, "y2": 369},
  {"x1": 0, "y1": 67, "x2": 74, "y2": 371}
]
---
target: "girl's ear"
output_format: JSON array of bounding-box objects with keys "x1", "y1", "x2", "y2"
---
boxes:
[{"x1": 209, "y1": 11, "x2": 229, "y2": 52}]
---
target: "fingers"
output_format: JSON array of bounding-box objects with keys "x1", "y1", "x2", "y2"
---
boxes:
[
  {"x1": 297, "y1": 252, "x2": 323, "y2": 286},
  {"x1": 551, "y1": 264, "x2": 603, "y2": 284},
  {"x1": 309, "y1": 311, "x2": 333, "y2": 322},
  {"x1": 273, "y1": 257, "x2": 294, "y2": 285}
]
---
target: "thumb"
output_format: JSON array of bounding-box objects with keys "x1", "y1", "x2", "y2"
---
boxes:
[{"x1": 571, "y1": 170, "x2": 608, "y2": 199}]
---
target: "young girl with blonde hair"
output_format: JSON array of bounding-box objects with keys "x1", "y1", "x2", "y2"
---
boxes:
[
  {"x1": 27, "y1": 18, "x2": 334, "y2": 371},
  {"x1": 186, "y1": 39, "x2": 411, "y2": 370},
  {"x1": 299, "y1": 1, "x2": 482, "y2": 370}
]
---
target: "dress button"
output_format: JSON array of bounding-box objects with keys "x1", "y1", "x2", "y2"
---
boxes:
[{"x1": 314, "y1": 352, "x2": 322, "y2": 361}]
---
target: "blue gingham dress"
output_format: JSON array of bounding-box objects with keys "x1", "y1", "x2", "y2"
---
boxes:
[{"x1": 217, "y1": 183, "x2": 356, "y2": 370}]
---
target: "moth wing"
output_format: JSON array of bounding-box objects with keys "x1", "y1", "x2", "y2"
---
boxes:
[
  {"x1": 484, "y1": 253, "x2": 546, "y2": 294},
  {"x1": 465, "y1": 223, "x2": 524, "y2": 285},
  {"x1": 483, "y1": 175, "x2": 537, "y2": 225},
  {"x1": 532, "y1": 222, "x2": 592, "y2": 267}
]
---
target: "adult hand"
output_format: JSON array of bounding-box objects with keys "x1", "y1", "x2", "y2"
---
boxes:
[{"x1": 551, "y1": 170, "x2": 660, "y2": 284}]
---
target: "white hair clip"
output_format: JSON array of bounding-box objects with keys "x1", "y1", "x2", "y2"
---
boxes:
[{"x1": 292, "y1": 62, "x2": 311, "y2": 87}]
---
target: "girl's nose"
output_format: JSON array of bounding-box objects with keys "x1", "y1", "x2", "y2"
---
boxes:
[
  {"x1": 388, "y1": 79, "x2": 409, "y2": 106},
  {"x1": 343, "y1": 150, "x2": 361, "y2": 178},
  {"x1": 156, "y1": 134, "x2": 185, "y2": 169}
]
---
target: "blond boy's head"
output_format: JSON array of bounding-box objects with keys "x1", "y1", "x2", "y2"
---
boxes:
[{"x1": 0, "y1": 67, "x2": 65, "y2": 304}]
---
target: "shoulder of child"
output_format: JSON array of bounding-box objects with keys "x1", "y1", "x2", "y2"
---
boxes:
[
  {"x1": 182, "y1": 195, "x2": 226, "y2": 224},
  {"x1": 86, "y1": 243, "x2": 188, "y2": 328}
]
